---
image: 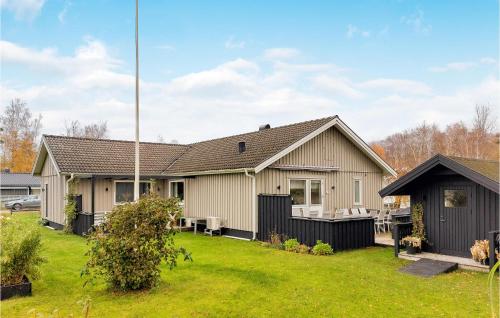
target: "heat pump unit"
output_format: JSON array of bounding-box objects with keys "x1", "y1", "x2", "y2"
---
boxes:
[{"x1": 206, "y1": 216, "x2": 221, "y2": 231}]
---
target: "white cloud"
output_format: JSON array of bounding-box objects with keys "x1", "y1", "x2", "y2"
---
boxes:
[
  {"x1": 400, "y1": 9, "x2": 432, "y2": 35},
  {"x1": 346, "y1": 24, "x2": 371, "y2": 39},
  {"x1": 224, "y1": 37, "x2": 246, "y2": 49},
  {"x1": 312, "y1": 75, "x2": 364, "y2": 99},
  {"x1": 428, "y1": 57, "x2": 497, "y2": 73},
  {"x1": 359, "y1": 78, "x2": 432, "y2": 95},
  {"x1": 57, "y1": 1, "x2": 71, "y2": 24},
  {"x1": 263, "y1": 48, "x2": 300, "y2": 60},
  {"x1": 1, "y1": 39, "x2": 498, "y2": 143},
  {"x1": 480, "y1": 57, "x2": 497, "y2": 65},
  {"x1": 154, "y1": 44, "x2": 175, "y2": 51},
  {"x1": 1, "y1": 0, "x2": 45, "y2": 20}
]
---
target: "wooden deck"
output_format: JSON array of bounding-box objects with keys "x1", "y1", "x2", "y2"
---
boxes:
[{"x1": 375, "y1": 233, "x2": 394, "y2": 246}]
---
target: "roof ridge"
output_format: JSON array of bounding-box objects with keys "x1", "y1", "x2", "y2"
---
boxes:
[
  {"x1": 188, "y1": 116, "x2": 337, "y2": 146},
  {"x1": 43, "y1": 134, "x2": 189, "y2": 147},
  {"x1": 446, "y1": 155, "x2": 499, "y2": 164}
]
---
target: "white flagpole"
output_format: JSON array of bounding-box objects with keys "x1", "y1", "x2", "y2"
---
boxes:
[{"x1": 133, "y1": 0, "x2": 140, "y2": 201}]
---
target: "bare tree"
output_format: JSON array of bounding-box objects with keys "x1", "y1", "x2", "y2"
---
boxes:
[
  {"x1": 0, "y1": 99, "x2": 42, "y2": 172},
  {"x1": 373, "y1": 105, "x2": 499, "y2": 178},
  {"x1": 65, "y1": 120, "x2": 108, "y2": 139},
  {"x1": 472, "y1": 104, "x2": 497, "y2": 158}
]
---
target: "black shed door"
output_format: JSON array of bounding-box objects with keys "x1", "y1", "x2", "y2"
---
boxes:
[{"x1": 439, "y1": 185, "x2": 473, "y2": 257}]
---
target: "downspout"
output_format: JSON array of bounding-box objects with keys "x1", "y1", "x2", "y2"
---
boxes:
[
  {"x1": 244, "y1": 169, "x2": 257, "y2": 240},
  {"x1": 65, "y1": 173, "x2": 75, "y2": 198}
]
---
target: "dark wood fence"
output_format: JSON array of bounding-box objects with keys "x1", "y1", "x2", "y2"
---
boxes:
[
  {"x1": 489, "y1": 230, "x2": 499, "y2": 270},
  {"x1": 258, "y1": 194, "x2": 375, "y2": 251}
]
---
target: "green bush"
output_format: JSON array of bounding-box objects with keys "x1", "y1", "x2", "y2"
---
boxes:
[
  {"x1": 311, "y1": 240, "x2": 333, "y2": 256},
  {"x1": 0, "y1": 216, "x2": 46, "y2": 285},
  {"x1": 83, "y1": 194, "x2": 192, "y2": 290},
  {"x1": 284, "y1": 238, "x2": 300, "y2": 252}
]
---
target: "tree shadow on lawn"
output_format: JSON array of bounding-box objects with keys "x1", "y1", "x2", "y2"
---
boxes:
[{"x1": 187, "y1": 262, "x2": 282, "y2": 286}]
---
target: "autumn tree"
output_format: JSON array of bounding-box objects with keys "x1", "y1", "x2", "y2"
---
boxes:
[
  {"x1": 0, "y1": 99, "x2": 42, "y2": 172},
  {"x1": 65, "y1": 120, "x2": 108, "y2": 139},
  {"x1": 372, "y1": 105, "x2": 499, "y2": 178}
]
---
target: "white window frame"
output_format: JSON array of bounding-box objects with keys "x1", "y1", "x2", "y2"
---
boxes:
[
  {"x1": 353, "y1": 177, "x2": 363, "y2": 206},
  {"x1": 288, "y1": 178, "x2": 324, "y2": 207},
  {"x1": 168, "y1": 179, "x2": 185, "y2": 206},
  {"x1": 113, "y1": 180, "x2": 152, "y2": 205},
  {"x1": 289, "y1": 179, "x2": 308, "y2": 207}
]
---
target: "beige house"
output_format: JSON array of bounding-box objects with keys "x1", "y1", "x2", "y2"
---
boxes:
[{"x1": 32, "y1": 116, "x2": 396, "y2": 239}]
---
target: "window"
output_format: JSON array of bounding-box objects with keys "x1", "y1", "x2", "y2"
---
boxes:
[
  {"x1": 310, "y1": 180, "x2": 322, "y2": 205},
  {"x1": 444, "y1": 189, "x2": 467, "y2": 208},
  {"x1": 114, "y1": 181, "x2": 151, "y2": 204},
  {"x1": 170, "y1": 181, "x2": 184, "y2": 203},
  {"x1": 289, "y1": 179, "x2": 323, "y2": 206},
  {"x1": 290, "y1": 180, "x2": 306, "y2": 205},
  {"x1": 354, "y1": 178, "x2": 362, "y2": 205}
]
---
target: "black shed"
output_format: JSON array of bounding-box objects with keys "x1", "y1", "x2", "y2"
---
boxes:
[{"x1": 380, "y1": 154, "x2": 499, "y2": 257}]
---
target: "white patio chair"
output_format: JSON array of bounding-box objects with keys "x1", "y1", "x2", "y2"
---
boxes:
[
  {"x1": 384, "y1": 211, "x2": 393, "y2": 231},
  {"x1": 375, "y1": 211, "x2": 386, "y2": 234},
  {"x1": 340, "y1": 208, "x2": 350, "y2": 217},
  {"x1": 309, "y1": 210, "x2": 319, "y2": 218},
  {"x1": 351, "y1": 208, "x2": 360, "y2": 217},
  {"x1": 369, "y1": 209, "x2": 379, "y2": 217},
  {"x1": 359, "y1": 208, "x2": 368, "y2": 217},
  {"x1": 334, "y1": 210, "x2": 344, "y2": 219},
  {"x1": 322, "y1": 210, "x2": 332, "y2": 219}
]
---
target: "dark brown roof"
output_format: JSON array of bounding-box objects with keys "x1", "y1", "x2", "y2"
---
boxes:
[
  {"x1": 43, "y1": 135, "x2": 189, "y2": 176},
  {"x1": 164, "y1": 116, "x2": 335, "y2": 173},
  {"x1": 39, "y1": 117, "x2": 335, "y2": 176},
  {"x1": 447, "y1": 156, "x2": 499, "y2": 183}
]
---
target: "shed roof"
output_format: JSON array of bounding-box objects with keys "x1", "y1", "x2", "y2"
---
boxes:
[
  {"x1": 379, "y1": 154, "x2": 500, "y2": 196},
  {"x1": 0, "y1": 172, "x2": 40, "y2": 188}
]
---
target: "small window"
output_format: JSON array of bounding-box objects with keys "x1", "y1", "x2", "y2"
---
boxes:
[
  {"x1": 170, "y1": 181, "x2": 184, "y2": 202},
  {"x1": 290, "y1": 180, "x2": 306, "y2": 205},
  {"x1": 354, "y1": 178, "x2": 362, "y2": 205},
  {"x1": 310, "y1": 180, "x2": 322, "y2": 205},
  {"x1": 444, "y1": 189, "x2": 467, "y2": 208},
  {"x1": 115, "y1": 181, "x2": 150, "y2": 204}
]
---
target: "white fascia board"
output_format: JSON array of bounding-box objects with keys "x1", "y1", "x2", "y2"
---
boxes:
[
  {"x1": 334, "y1": 119, "x2": 397, "y2": 177},
  {"x1": 32, "y1": 137, "x2": 61, "y2": 176},
  {"x1": 254, "y1": 117, "x2": 397, "y2": 177}
]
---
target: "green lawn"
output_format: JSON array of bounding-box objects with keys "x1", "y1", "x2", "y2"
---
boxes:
[{"x1": 2, "y1": 212, "x2": 492, "y2": 317}]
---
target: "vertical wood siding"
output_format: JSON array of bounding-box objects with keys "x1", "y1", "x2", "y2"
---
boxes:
[
  {"x1": 256, "y1": 126, "x2": 384, "y2": 212},
  {"x1": 410, "y1": 174, "x2": 499, "y2": 257},
  {"x1": 74, "y1": 178, "x2": 169, "y2": 213},
  {"x1": 40, "y1": 156, "x2": 65, "y2": 225},
  {"x1": 184, "y1": 173, "x2": 253, "y2": 231}
]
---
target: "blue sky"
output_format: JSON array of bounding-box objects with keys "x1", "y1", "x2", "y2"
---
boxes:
[{"x1": 1, "y1": 0, "x2": 498, "y2": 143}]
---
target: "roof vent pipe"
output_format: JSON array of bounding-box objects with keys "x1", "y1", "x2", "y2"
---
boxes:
[
  {"x1": 238, "y1": 141, "x2": 246, "y2": 153},
  {"x1": 259, "y1": 124, "x2": 271, "y2": 131}
]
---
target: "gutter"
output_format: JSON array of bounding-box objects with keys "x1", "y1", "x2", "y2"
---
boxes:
[
  {"x1": 165, "y1": 168, "x2": 255, "y2": 177},
  {"x1": 244, "y1": 168, "x2": 257, "y2": 240}
]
